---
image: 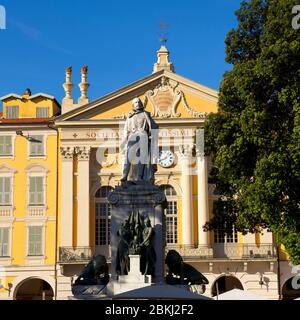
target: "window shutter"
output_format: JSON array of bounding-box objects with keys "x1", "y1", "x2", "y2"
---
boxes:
[
  {"x1": 4, "y1": 177, "x2": 10, "y2": 192},
  {"x1": 0, "y1": 136, "x2": 12, "y2": 155},
  {"x1": 0, "y1": 137, "x2": 4, "y2": 154},
  {"x1": 29, "y1": 177, "x2": 35, "y2": 204},
  {"x1": 0, "y1": 178, "x2": 3, "y2": 204},
  {"x1": 36, "y1": 107, "x2": 49, "y2": 118},
  {"x1": 28, "y1": 226, "x2": 42, "y2": 256},
  {"x1": 0, "y1": 177, "x2": 11, "y2": 205},
  {"x1": 30, "y1": 135, "x2": 44, "y2": 156},
  {"x1": 36, "y1": 177, "x2": 43, "y2": 204},
  {"x1": 6, "y1": 106, "x2": 19, "y2": 119},
  {"x1": 0, "y1": 228, "x2": 9, "y2": 256},
  {"x1": 5, "y1": 136, "x2": 12, "y2": 155},
  {"x1": 29, "y1": 177, "x2": 44, "y2": 205}
]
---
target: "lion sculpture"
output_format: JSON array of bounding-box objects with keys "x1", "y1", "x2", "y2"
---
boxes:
[
  {"x1": 74, "y1": 254, "x2": 109, "y2": 286},
  {"x1": 165, "y1": 250, "x2": 209, "y2": 285}
]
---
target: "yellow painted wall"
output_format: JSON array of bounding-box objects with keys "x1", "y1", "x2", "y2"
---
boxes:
[
  {"x1": 0, "y1": 134, "x2": 58, "y2": 266},
  {"x1": 0, "y1": 95, "x2": 58, "y2": 267},
  {"x1": 89, "y1": 89, "x2": 218, "y2": 120},
  {"x1": 3, "y1": 95, "x2": 60, "y2": 118},
  {"x1": 0, "y1": 276, "x2": 16, "y2": 294},
  {"x1": 57, "y1": 129, "x2": 63, "y2": 251}
]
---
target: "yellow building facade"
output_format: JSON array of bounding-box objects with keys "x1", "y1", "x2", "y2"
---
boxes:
[
  {"x1": 0, "y1": 46, "x2": 297, "y2": 300},
  {"x1": 0, "y1": 90, "x2": 60, "y2": 299}
]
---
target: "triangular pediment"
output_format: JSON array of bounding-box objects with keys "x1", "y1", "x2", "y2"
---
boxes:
[{"x1": 55, "y1": 70, "x2": 218, "y2": 124}]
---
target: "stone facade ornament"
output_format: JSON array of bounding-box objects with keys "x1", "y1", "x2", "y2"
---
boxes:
[
  {"x1": 60, "y1": 146, "x2": 74, "y2": 159},
  {"x1": 146, "y1": 76, "x2": 181, "y2": 118},
  {"x1": 179, "y1": 144, "x2": 193, "y2": 159},
  {"x1": 63, "y1": 66, "x2": 73, "y2": 100},
  {"x1": 75, "y1": 146, "x2": 91, "y2": 160},
  {"x1": 78, "y1": 66, "x2": 90, "y2": 106},
  {"x1": 182, "y1": 92, "x2": 208, "y2": 119},
  {"x1": 196, "y1": 128, "x2": 205, "y2": 160}
]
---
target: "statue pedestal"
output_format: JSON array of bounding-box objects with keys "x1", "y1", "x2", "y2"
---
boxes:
[
  {"x1": 107, "y1": 255, "x2": 151, "y2": 296},
  {"x1": 70, "y1": 285, "x2": 108, "y2": 300},
  {"x1": 107, "y1": 182, "x2": 166, "y2": 296}
]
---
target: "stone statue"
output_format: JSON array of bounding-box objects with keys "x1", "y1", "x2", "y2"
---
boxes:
[
  {"x1": 165, "y1": 250, "x2": 209, "y2": 285},
  {"x1": 140, "y1": 216, "x2": 156, "y2": 275},
  {"x1": 74, "y1": 255, "x2": 109, "y2": 285},
  {"x1": 120, "y1": 97, "x2": 158, "y2": 183}
]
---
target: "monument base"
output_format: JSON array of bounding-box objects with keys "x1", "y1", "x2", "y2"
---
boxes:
[
  {"x1": 108, "y1": 182, "x2": 166, "y2": 284},
  {"x1": 69, "y1": 285, "x2": 108, "y2": 300},
  {"x1": 107, "y1": 255, "x2": 152, "y2": 296}
]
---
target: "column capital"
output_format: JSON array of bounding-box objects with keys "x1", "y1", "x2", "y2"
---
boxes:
[
  {"x1": 195, "y1": 128, "x2": 205, "y2": 159},
  {"x1": 60, "y1": 146, "x2": 74, "y2": 160},
  {"x1": 179, "y1": 144, "x2": 193, "y2": 159},
  {"x1": 75, "y1": 146, "x2": 91, "y2": 160},
  {"x1": 195, "y1": 148, "x2": 205, "y2": 160}
]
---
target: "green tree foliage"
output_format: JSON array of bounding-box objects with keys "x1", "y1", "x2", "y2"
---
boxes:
[{"x1": 204, "y1": 0, "x2": 300, "y2": 264}]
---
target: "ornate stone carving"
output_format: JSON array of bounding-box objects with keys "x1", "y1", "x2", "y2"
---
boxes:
[
  {"x1": 101, "y1": 155, "x2": 118, "y2": 168},
  {"x1": 112, "y1": 114, "x2": 127, "y2": 119},
  {"x1": 78, "y1": 65, "x2": 90, "y2": 105},
  {"x1": 146, "y1": 76, "x2": 181, "y2": 118},
  {"x1": 196, "y1": 128, "x2": 205, "y2": 159},
  {"x1": 63, "y1": 66, "x2": 74, "y2": 100},
  {"x1": 75, "y1": 146, "x2": 91, "y2": 160},
  {"x1": 182, "y1": 92, "x2": 208, "y2": 119},
  {"x1": 60, "y1": 146, "x2": 74, "y2": 159},
  {"x1": 179, "y1": 144, "x2": 193, "y2": 159}
]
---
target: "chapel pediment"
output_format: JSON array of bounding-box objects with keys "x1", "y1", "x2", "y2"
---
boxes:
[
  {"x1": 55, "y1": 71, "x2": 218, "y2": 124},
  {"x1": 55, "y1": 45, "x2": 218, "y2": 125}
]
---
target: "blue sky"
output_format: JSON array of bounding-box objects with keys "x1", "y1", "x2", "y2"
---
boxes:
[{"x1": 0, "y1": 0, "x2": 241, "y2": 107}]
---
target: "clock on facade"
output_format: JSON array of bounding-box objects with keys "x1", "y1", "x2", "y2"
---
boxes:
[{"x1": 158, "y1": 150, "x2": 175, "y2": 168}]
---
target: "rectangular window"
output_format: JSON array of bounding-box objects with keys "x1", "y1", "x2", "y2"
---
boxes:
[
  {"x1": 28, "y1": 226, "x2": 43, "y2": 256},
  {"x1": 0, "y1": 177, "x2": 11, "y2": 205},
  {"x1": 0, "y1": 136, "x2": 12, "y2": 156},
  {"x1": 165, "y1": 200, "x2": 178, "y2": 244},
  {"x1": 36, "y1": 107, "x2": 49, "y2": 118},
  {"x1": 6, "y1": 106, "x2": 19, "y2": 119},
  {"x1": 29, "y1": 176, "x2": 44, "y2": 205},
  {"x1": 214, "y1": 228, "x2": 238, "y2": 243},
  {"x1": 0, "y1": 227, "x2": 9, "y2": 257},
  {"x1": 29, "y1": 135, "x2": 44, "y2": 156},
  {"x1": 95, "y1": 203, "x2": 111, "y2": 245}
]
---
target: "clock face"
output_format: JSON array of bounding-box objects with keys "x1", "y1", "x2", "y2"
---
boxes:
[{"x1": 158, "y1": 150, "x2": 175, "y2": 168}]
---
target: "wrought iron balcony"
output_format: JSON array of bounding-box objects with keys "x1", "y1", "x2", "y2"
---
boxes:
[
  {"x1": 212, "y1": 243, "x2": 277, "y2": 260},
  {"x1": 165, "y1": 244, "x2": 214, "y2": 259},
  {"x1": 58, "y1": 246, "x2": 112, "y2": 264},
  {"x1": 165, "y1": 243, "x2": 277, "y2": 260},
  {"x1": 59, "y1": 243, "x2": 277, "y2": 264}
]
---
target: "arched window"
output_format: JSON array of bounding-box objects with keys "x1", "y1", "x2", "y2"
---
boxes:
[
  {"x1": 160, "y1": 185, "x2": 178, "y2": 244},
  {"x1": 95, "y1": 186, "x2": 113, "y2": 246}
]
